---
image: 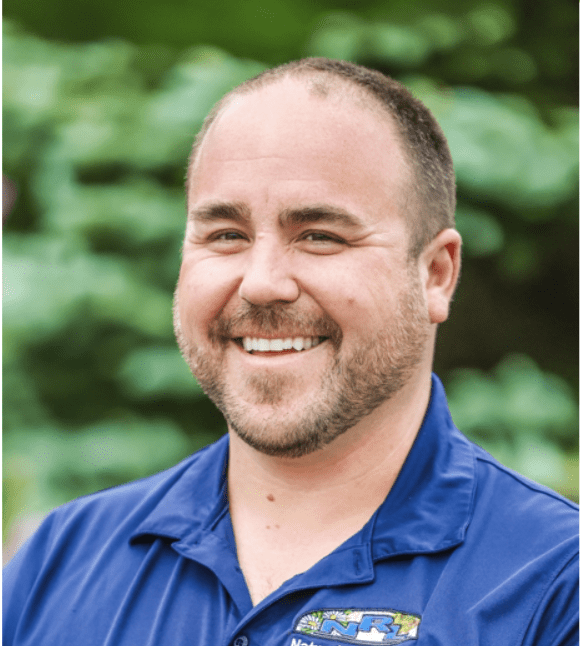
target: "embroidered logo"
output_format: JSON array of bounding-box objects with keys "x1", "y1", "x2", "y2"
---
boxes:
[{"x1": 293, "y1": 608, "x2": 421, "y2": 644}]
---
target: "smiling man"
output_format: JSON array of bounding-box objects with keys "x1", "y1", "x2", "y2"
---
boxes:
[{"x1": 4, "y1": 59, "x2": 578, "y2": 646}]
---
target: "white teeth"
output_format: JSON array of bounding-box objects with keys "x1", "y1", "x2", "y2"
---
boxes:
[
  {"x1": 292, "y1": 337, "x2": 304, "y2": 351},
  {"x1": 240, "y1": 336, "x2": 322, "y2": 353}
]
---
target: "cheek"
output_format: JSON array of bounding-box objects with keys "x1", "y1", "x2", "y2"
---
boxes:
[
  {"x1": 302, "y1": 266, "x2": 369, "y2": 327},
  {"x1": 177, "y1": 257, "x2": 240, "y2": 336},
  {"x1": 303, "y1": 258, "x2": 401, "y2": 331}
]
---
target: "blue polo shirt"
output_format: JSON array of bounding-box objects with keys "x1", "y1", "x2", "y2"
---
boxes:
[{"x1": 4, "y1": 376, "x2": 578, "y2": 646}]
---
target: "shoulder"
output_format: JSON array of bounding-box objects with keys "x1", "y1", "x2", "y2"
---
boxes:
[
  {"x1": 3, "y1": 437, "x2": 229, "y2": 643},
  {"x1": 465, "y1": 441, "x2": 578, "y2": 632},
  {"x1": 466, "y1": 440, "x2": 578, "y2": 562},
  {"x1": 436, "y1": 436, "x2": 578, "y2": 645},
  {"x1": 4, "y1": 436, "x2": 228, "y2": 570},
  {"x1": 471, "y1": 441, "x2": 578, "y2": 531}
]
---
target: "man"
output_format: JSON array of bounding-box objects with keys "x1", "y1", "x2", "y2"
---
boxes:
[{"x1": 4, "y1": 58, "x2": 578, "y2": 645}]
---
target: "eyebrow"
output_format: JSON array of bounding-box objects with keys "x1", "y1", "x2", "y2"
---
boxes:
[
  {"x1": 188, "y1": 201, "x2": 365, "y2": 230},
  {"x1": 279, "y1": 205, "x2": 366, "y2": 230},
  {"x1": 188, "y1": 202, "x2": 251, "y2": 225}
]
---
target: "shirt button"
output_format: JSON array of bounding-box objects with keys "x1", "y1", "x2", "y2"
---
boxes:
[{"x1": 233, "y1": 637, "x2": 249, "y2": 646}]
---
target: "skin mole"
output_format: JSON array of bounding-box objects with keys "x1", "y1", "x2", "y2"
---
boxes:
[{"x1": 267, "y1": 494, "x2": 275, "y2": 502}]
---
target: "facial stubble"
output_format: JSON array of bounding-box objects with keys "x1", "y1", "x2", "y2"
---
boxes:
[{"x1": 174, "y1": 269, "x2": 429, "y2": 458}]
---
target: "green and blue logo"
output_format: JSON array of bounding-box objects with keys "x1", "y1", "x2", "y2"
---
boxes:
[{"x1": 293, "y1": 608, "x2": 421, "y2": 644}]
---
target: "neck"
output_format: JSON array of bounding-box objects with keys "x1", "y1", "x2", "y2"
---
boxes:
[
  {"x1": 228, "y1": 369, "x2": 432, "y2": 524},
  {"x1": 227, "y1": 369, "x2": 433, "y2": 604}
]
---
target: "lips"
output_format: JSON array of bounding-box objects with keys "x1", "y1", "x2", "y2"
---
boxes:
[
  {"x1": 240, "y1": 336, "x2": 325, "y2": 353},
  {"x1": 211, "y1": 302, "x2": 343, "y2": 352}
]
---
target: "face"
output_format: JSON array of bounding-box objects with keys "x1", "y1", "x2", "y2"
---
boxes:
[{"x1": 175, "y1": 79, "x2": 433, "y2": 458}]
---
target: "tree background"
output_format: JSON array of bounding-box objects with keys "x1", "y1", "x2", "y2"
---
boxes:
[{"x1": 3, "y1": 0, "x2": 578, "y2": 560}]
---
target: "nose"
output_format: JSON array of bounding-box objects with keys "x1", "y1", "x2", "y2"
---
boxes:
[{"x1": 238, "y1": 238, "x2": 300, "y2": 306}]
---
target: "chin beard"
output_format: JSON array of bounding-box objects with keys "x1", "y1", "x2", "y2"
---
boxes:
[{"x1": 173, "y1": 273, "x2": 429, "y2": 459}]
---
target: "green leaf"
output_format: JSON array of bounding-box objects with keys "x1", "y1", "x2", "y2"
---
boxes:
[
  {"x1": 119, "y1": 345, "x2": 204, "y2": 398},
  {"x1": 455, "y1": 206, "x2": 505, "y2": 256}
]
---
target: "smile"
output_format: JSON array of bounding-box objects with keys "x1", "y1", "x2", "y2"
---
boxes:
[{"x1": 238, "y1": 336, "x2": 325, "y2": 353}]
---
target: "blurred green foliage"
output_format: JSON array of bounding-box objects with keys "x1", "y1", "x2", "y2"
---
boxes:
[{"x1": 3, "y1": 0, "x2": 578, "y2": 554}]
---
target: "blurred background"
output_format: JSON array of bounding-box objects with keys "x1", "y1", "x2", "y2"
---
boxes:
[{"x1": 3, "y1": 0, "x2": 578, "y2": 561}]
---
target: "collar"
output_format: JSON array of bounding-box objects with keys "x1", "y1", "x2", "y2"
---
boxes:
[
  {"x1": 369, "y1": 373, "x2": 475, "y2": 559},
  {"x1": 130, "y1": 374, "x2": 476, "y2": 560}
]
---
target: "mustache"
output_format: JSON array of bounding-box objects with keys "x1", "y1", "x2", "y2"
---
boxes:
[{"x1": 210, "y1": 302, "x2": 343, "y2": 346}]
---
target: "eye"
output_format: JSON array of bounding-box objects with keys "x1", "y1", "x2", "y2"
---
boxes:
[
  {"x1": 304, "y1": 232, "x2": 335, "y2": 242},
  {"x1": 302, "y1": 231, "x2": 346, "y2": 246},
  {"x1": 204, "y1": 229, "x2": 249, "y2": 253},
  {"x1": 214, "y1": 231, "x2": 246, "y2": 241},
  {"x1": 204, "y1": 228, "x2": 249, "y2": 243},
  {"x1": 298, "y1": 231, "x2": 348, "y2": 254}
]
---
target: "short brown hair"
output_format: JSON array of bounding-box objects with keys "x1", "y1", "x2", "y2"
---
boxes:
[{"x1": 186, "y1": 57, "x2": 456, "y2": 258}]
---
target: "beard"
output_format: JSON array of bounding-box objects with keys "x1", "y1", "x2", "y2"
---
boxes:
[{"x1": 174, "y1": 268, "x2": 430, "y2": 458}]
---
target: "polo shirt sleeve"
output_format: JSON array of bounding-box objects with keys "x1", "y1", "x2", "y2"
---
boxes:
[
  {"x1": 521, "y1": 551, "x2": 579, "y2": 646},
  {"x1": 3, "y1": 513, "x2": 58, "y2": 644}
]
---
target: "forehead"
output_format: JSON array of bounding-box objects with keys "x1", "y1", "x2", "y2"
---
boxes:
[{"x1": 189, "y1": 78, "x2": 410, "y2": 225}]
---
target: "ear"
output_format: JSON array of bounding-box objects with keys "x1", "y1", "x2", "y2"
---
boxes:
[{"x1": 420, "y1": 228, "x2": 462, "y2": 324}]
